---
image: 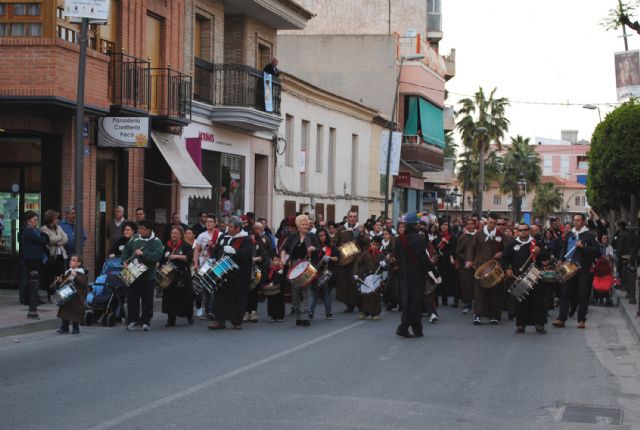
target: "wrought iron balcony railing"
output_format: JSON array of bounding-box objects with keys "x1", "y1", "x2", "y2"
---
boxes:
[
  {"x1": 150, "y1": 67, "x2": 192, "y2": 120},
  {"x1": 194, "y1": 58, "x2": 281, "y2": 115},
  {"x1": 109, "y1": 52, "x2": 150, "y2": 112}
]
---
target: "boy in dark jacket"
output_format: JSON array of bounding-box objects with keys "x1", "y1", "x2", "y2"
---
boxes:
[{"x1": 121, "y1": 219, "x2": 164, "y2": 331}]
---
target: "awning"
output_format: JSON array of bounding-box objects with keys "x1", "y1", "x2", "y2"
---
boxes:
[
  {"x1": 418, "y1": 98, "x2": 445, "y2": 148},
  {"x1": 403, "y1": 96, "x2": 419, "y2": 136},
  {"x1": 151, "y1": 131, "x2": 212, "y2": 199}
]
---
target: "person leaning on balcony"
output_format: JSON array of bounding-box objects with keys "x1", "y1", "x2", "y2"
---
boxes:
[{"x1": 263, "y1": 58, "x2": 279, "y2": 76}]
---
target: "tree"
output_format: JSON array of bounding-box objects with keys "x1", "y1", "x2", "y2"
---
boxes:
[
  {"x1": 499, "y1": 136, "x2": 541, "y2": 222},
  {"x1": 457, "y1": 149, "x2": 503, "y2": 212},
  {"x1": 444, "y1": 131, "x2": 457, "y2": 161},
  {"x1": 602, "y1": 0, "x2": 640, "y2": 36},
  {"x1": 587, "y1": 100, "x2": 640, "y2": 213},
  {"x1": 533, "y1": 182, "x2": 563, "y2": 224},
  {"x1": 456, "y1": 87, "x2": 510, "y2": 153}
]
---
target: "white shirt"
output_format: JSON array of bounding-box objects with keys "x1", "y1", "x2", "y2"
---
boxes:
[{"x1": 196, "y1": 230, "x2": 220, "y2": 266}]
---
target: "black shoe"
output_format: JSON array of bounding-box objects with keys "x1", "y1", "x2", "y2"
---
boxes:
[
  {"x1": 411, "y1": 324, "x2": 424, "y2": 337},
  {"x1": 441, "y1": 300, "x2": 449, "y2": 306},
  {"x1": 71, "y1": 328, "x2": 80, "y2": 334},
  {"x1": 56, "y1": 327, "x2": 69, "y2": 334},
  {"x1": 302, "y1": 320, "x2": 311, "y2": 327},
  {"x1": 290, "y1": 307, "x2": 296, "y2": 315},
  {"x1": 535, "y1": 325, "x2": 547, "y2": 334},
  {"x1": 515, "y1": 326, "x2": 525, "y2": 334},
  {"x1": 508, "y1": 313, "x2": 515, "y2": 321},
  {"x1": 165, "y1": 322, "x2": 176, "y2": 327},
  {"x1": 187, "y1": 317, "x2": 194, "y2": 325},
  {"x1": 396, "y1": 325, "x2": 414, "y2": 338},
  {"x1": 385, "y1": 303, "x2": 394, "y2": 311},
  {"x1": 295, "y1": 319, "x2": 302, "y2": 326},
  {"x1": 38, "y1": 300, "x2": 46, "y2": 305},
  {"x1": 451, "y1": 301, "x2": 459, "y2": 309},
  {"x1": 344, "y1": 306, "x2": 354, "y2": 313}
]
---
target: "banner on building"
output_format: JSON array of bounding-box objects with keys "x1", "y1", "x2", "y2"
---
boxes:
[
  {"x1": 64, "y1": 0, "x2": 110, "y2": 21},
  {"x1": 298, "y1": 150, "x2": 306, "y2": 173},
  {"x1": 379, "y1": 130, "x2": 402, "y2": 176},
  {"x1": 615, "y1": 50, "x2": 640, "y2": 100},
  {"x1": 98, "y1": 117, "x2": 149, "y2": 148},
  {"x1": 264, "y1": 72, "x2": 273, "y2": 113}
]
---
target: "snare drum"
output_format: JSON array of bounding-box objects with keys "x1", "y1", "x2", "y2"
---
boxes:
[
  {"x1": 559, "y1": 261, "x2": 581, "y2": 282},
  {"x1": 156, "y1": 261, "x2": 177, "y2": 290},
  {"x1": 474, "y1": 259, "x2": 505, "y2": 289},
  {"x1": 119, "y1": 259, "x2": 149, "y2": 286},
  {"x1": 192, "y1": 259, "x2": 216, "y2": 295},
  {"x1": 358, "y1": 273, "x2": 382, "y2": 295},
  {"x1": 287, "y1": 260, "x2": 317, "y2": 288},
  {"x1": 51, "y1": 279, "x2": 77, "y2": 306},
  {"x1": 250, "y1": 267, "x2": 262, "y2": 290},
  {"x1": 261, "y1": 282, "x2": 281, "y2": 296},
  {"x1": 509, "y1": 265, "x2": 543, "y2": 302},
  {"x1": 193, "y1": 256, "x2": 239, "y2": 294},
  {"x1": 338, "y1": 241, "x2": 360, "y2": 266}
]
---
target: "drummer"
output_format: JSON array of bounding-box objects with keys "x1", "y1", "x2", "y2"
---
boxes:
[
  {"x1": 335, "y1": 210, "x2": 361, "y2": 313},
  {"x1": 465, "y1": 212, "x2": 504, "y2": 325},
  {"x1": 55, "y1": 254, "x2": 88, "y2": 334},
  {"x1": 500, "y1": 223, "x2": 549, "y2": 334},
  {"x1": 280, "y1": 214, "x2": 319, "y2": 327},
  {"x1": 160, "y1": 226, "x2": 194, "y2": 327},
  {"x1": 352, "y1": 235, "x2": 384, "y2": 320}
]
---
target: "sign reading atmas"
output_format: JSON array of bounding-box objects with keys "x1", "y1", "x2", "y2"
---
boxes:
[
  {"x1": 64, "y1": 0, "x2": 110, "y2": 20},
  {"x1": 98, "y1": 117, "x2": 149, "y2": 148}
]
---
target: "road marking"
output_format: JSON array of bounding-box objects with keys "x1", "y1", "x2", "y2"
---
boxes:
[{"x1": 87, "y1": 319, "x2": 367, "y2": 430}]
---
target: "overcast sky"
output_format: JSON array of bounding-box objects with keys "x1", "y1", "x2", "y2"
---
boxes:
[{"x1": 439, "y1": 0, "x2": 636, "y2": 144}]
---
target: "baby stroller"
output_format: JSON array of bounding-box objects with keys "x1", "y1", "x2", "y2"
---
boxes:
[
  {"x1": 85, "y1": 258, "x2": 126, "y2": 326},
  {"x1": 591, "y1": 256, "x2": 618, "y2": 307}
]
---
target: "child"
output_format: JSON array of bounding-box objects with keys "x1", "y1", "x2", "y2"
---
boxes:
[
  {"x1": 353, "y1": 235, "x2": 384, "y2": 320},
  {"x1": 55, "y1": 255, "x2": 88, "y2": 334},
  {"x1": 266, "y1": 255, "x2": 285, "y2": 322}
]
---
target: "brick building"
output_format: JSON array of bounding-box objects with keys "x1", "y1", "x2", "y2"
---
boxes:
[{"x1": 0, "y1": 0, "x2": 193, "y2": 282}]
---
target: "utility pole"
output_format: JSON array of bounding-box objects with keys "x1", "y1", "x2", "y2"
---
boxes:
[{"x1": 74, "y1": 17, "x2": 89, "y2": 255}]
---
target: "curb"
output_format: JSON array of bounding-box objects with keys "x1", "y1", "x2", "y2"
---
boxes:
[
  {"x1": 615, "y1": 289, "x2": 640, "y2": 343},
  {"x1": 0, "y1": 299, "x2": 164, "y2": 339}
]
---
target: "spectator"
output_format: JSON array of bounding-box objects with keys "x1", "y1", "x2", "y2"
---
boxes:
[
  {"x1": 59, "y1": 206, "x2": 86, "y2": 257},
  {"x1": 107, "y1": 205, "x2": 127, "y2": 246},
  {"x1": 263, "y1": 57, "x2": 279, "y2": 76},
  {"x1": 108, "y1": 221, "x2": 137, "y2": 258},
  {"x1": 134, "y1": 207, "x2": 146, "y2": 223},
  {"x1": 20, "y1": 211, "x2": 47, "y2": 318},
  {"x1": 192, "y1": 211, "x2": 208, "y2": 237},
  {"x1": 163, "y1": 212, "x2": 188, "y2": 243},
  {"x1": 40, "y1": 209, "x2": 68, "y2": 301}
]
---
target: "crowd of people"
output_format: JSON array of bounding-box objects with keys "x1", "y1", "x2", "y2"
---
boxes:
[{"x1": 17, "y1": 204, "x2": 638, "y2": 338}]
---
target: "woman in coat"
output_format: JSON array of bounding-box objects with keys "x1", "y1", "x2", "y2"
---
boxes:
[
  {"x1": 161, "y1": 226, "x2": 194, "y2": 326},
  {"x1": 40, "y1": 209, "x2": 68, "y2": 301}
]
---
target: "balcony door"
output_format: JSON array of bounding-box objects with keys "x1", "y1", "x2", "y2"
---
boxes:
[{"x1": 146, "y1": 14, "x2": 162, "y2": 114}]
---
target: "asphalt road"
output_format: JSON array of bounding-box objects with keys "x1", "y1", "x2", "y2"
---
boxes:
[{"x1": 1, "y1": 300, "x2": 640, "y2": 430}]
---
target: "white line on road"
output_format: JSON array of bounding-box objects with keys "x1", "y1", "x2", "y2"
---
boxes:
[{"x1": 87, "y1": 319, "x2": 368, "y2": 430}]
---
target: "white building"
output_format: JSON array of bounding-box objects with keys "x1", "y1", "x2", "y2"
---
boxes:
[{"x1": 274, "y1": 73, "x2": 385, "y2": 224}]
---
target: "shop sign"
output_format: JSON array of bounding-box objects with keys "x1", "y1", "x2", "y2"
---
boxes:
[
  {"x1": 98, "y1": 117, "x2": 149, "y2": 148},
  {"x1": 64, "y1": 0, "x2": 110, "y2": 21},
  {"x1": 394, "y1": 172, "x2": 411, "y2": 188},
  {"x1": 379, "y1": 131, "x2": 401, "y2": 176},
  {"x1": 199, "y1": 132, "x2": 215, "y2": 142}
]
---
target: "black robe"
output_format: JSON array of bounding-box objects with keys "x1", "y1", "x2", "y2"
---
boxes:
[
  {"x1": 213, "y1": 233, "x2": 253, "y2": 325},
  {"x1": 394, "y1": 228, "x2": 428, "y2": 328},
  {"x1": 336, "y1": 229, "x2": 360, "y2": 308},
  {"x1": 501, "y1": 238, "x2": 549, "y2": 326},
  {"x1": 161, "y1": 242, "x2": 194, "y2": 318}
]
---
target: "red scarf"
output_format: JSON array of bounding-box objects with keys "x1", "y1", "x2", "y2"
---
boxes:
[
  {"x1": 167, "y1": 239, "x2": 183, "y2": 253},
  {"x1": 530, "y1": 239, "x2": 537, "y2": 262},
  {"x1": 206, "y1": 230, "x2": 220, "y2": 258},
  {"x1": 268, "y1": 264, "x2": 283, "y2": 280},
  {"x1": 368, "y1": 247, "x2": 382, "y2": 257},
  {"x1": 438, "y1": 231, "x2": 451, "y2": 249}
]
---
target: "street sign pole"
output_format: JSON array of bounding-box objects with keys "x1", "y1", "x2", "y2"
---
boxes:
[{"x1": 74, "y1": 17, "x2": 88, "y2": 255}]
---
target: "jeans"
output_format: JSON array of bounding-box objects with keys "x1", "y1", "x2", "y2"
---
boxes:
[
  {"x1": 291, "y1": 284, "x2": 310, "y2": 320},
  {"x1": 310, "y1": 285, "x2": 332, "y2": 315},
  {"x1": 127, "y1": 279, "x2": 155, "y2": 325}
]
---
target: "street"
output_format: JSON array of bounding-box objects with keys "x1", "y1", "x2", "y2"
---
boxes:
[{"x1": 1, "y1": 301, "x2": 640, "y2": 430}]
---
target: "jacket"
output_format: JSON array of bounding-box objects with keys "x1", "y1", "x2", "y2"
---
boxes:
[
  {"x1": 60, "y1": 220, "x2": 86, "y2": 255},
  {"x1": 40, "y1": 225, "x2": 68, "y2": 259},
  {"x1": 20, "y1": 226, "x2": 47, "y2": 260},
  {"x1": 121, "y1": 232, "x2": 164, "y2": 281}
]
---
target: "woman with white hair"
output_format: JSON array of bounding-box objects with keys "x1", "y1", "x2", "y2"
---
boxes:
[{"x1": 281, "y1": 214, "x2": 319, "y2": 327}]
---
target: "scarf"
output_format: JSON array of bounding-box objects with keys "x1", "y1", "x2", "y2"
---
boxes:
[
  {"x1": 137, "y1": 231, "x2": 157, "y2": 242},
  {"x1": 515, "y1": 236, "x2": 532, "y2": 246},
  {"x1": 438, "y1": 231, "x2": 451, "y2": 249},
  {"x1": 346, "y1": 223, "x2": 360, "y2": 231},
  {"x1": 368, "y1": 247, "x2": 382, "y2": 257},
  {"x1": 269, "y1": 264, "x2": 283, "y2": 280},
  {"x1": 465, "y1": 229, "x2": 477, "y2": 236},
  {"x1": 483, "y1": 225, "x2": 497, "y2": 242},
  {"x1": 167, "y1": 239, "x2": 183, "y2": 252},
  {"x1": 571, "y1": 226, "x2": 589, "y2": 236}
]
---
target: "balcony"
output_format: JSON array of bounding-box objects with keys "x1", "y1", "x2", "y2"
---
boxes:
[
  {"x1": 444, "y1": 49, "x2": 456, "y2": 81},
  {"x1": 222, "y1": 0, "x2": 315, "y2": 30},
  {"x1": 149, "y1": 68, "x2": 192, "y2": 126},
  {"x1": 401, "y1": 135, "x2": 445, "y2": 172},
  {"x1": 193, "y1": 58, "x2": 282, "y2": 132},
  {"x1": 109, "y1": 52, "x2": 150, "y2": 116}
]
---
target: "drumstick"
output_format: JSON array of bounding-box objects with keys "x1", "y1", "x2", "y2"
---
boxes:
[{"x1": 564, "y1": 245, "x2": 577, "y2": 260}]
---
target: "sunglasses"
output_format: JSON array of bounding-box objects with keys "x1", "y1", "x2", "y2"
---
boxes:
[
  {"x1": 518, "y1": 229, "x2": 529, "y2": 232},
  {"x1": 497, "y1": 223, "x2": 505, "y2": 226}
]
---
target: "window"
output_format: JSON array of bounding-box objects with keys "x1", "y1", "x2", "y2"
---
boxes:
[
  {"x1": 351, "y1": 134, "x2": 358, "y2": 195},
  {"x1": 575, "y1": 195, "x2": 585, "y2": 207},
  {"x1": 0, "y1": 2, "x2": 42, "y2": 37},
  {"x1": 493, "y1": 195, "x2": 502, "y2": 205},
  {"x1": 0, "y1": 5, "x2": 5, "y2": 16},
  {"x1": 300, "y1": 120, "x2": 310, "y2": 192},
  {"x1": 543, "y1": 155, "x2": 553, "y2": 175},
  {"x1": 12, "y1": 3, "x2": 40, "y2": 16},
  {"x1": 427, "y1": 0, "x2": 442, "y2": 32},
  {"x1": 577, "y1": 155, "x2": 588, "y2": 170},
  {"x1": 328, "y1": 128, "x2": 336, "y2": 194},
  {"x1": 0, "y1": 23, "x2": 6, "y2": 36},
  {"x1": 258, "y1": 42, "x2": 272, "y2": 70},
  {"x1": 285, "y1": 115, "x2": 294, "y2": 167},
  {"x1": 316, "y1": 124, "x2": 323, "y2": 173},
  {"x1": 560, "y1": 155, "x2": 570, "y2": 177},
  {"x1": 194, "y1": 14, "x2": 212, "y2": 61}
]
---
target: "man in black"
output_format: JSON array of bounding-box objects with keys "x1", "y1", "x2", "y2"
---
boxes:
[
  {"x1": 263, "y1": 58, "x2": 279, "y2": 76},
  {"x1": 553, "y1": 214, "x2": 600, "y2": 329},
  {"x1": 192, "y1": 211, "x2": 208, "y2": 238},
  {"x1": 501, "y1": 223, "x2": 549, "y2": 334},
  {"x1": 394, "y1": 212, "x2": 428, "y2": 338}
]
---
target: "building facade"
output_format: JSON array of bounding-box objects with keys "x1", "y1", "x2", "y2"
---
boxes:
[{"x1": 273, "y1": 73, "x2": 384, "y2": 224}]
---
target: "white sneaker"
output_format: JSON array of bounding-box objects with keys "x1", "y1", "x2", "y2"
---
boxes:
[
  {"x1": 242, "y1": 312, "x2": 250, "y2": 322},
  {"x1": 462, "y1": 308, "x2": 469, "y2": 315},
  {"x1": 195, "y1": 307, "x2": 203, "y2": 317},
  {"x1": 429, "y1": 314, "x2": 439, "y2": 324},
  {"x1": 126, "y1": 322, "x2": 140, "y2": 331},
  {"x1": 250, "y1": 311, "x2": 258, "y2": 322},
  {"x1": 141, "y1": 324, "x2": 151, "y2": 332}
]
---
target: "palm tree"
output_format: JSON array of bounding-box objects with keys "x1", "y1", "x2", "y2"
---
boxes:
[
  {"x1": 457, "y1": 149, "x2": 503, "y2": 214},
  {"x1": 456, "y1": 87, "x2": 510, "y2": 213},
  {"x1": 533, "y1": 182, "x2": 564, "y2": 224},
  {"x1": 500, "y1": 136, "x2": 542, "y2": 222},
  {"x1": 444, "y1": 131, "x2": 457, "y2": 161}
]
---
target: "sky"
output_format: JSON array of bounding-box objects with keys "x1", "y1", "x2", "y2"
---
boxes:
[{"x1": 439, "y1": 0, "x2": 638, "y2": 144}]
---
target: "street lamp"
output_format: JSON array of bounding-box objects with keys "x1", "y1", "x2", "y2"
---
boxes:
[
  {"x1": 583, "y1": 104, "x2": 602, "y2": 122},
  {"x1": 476, "y1": 126, "x2": 488, "y2": 216},
  {"x1": 383, "y1": 53, "x2": 425, "y2": 221}
]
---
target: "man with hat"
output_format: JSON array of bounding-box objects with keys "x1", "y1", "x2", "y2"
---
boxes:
[{"x1": 394, "y1": 212, "x2": 429, "y2": 338}]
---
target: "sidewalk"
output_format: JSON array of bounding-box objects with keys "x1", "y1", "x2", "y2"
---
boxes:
[
  {"x1": 615, "y1": 287, "x2": 640, "y2": 343},
  {"x1": 0, "y1": 289, "x2": 163, "y2": 338}
]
